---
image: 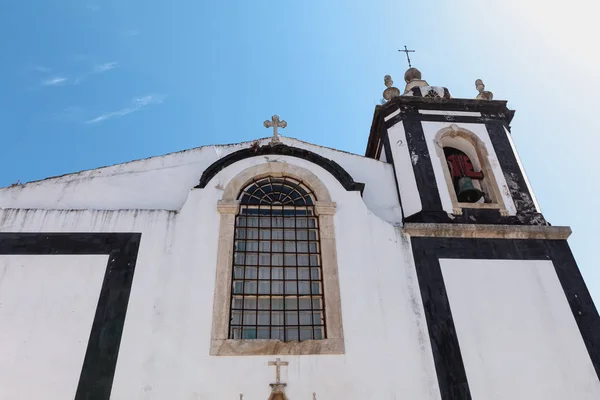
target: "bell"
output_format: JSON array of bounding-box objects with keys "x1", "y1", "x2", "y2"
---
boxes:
[{"x1": 457, "y1": 176, "x2": 485, "y2": 203}]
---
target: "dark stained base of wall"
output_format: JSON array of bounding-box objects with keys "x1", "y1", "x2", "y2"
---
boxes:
[
  {"x1": 0, "y1": 233, "x2": 141, "y2": 400},
  {"x1": 411, "y1": 237, "x2": 600, "y2": 400}
]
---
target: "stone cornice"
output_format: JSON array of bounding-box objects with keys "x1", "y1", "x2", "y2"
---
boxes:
[
  {"x1": 364, "y1": 96, "x2": 515, "y2": 159},
  {"x1": 403, "y1": 223, "x2": 572, "y2": 240}
]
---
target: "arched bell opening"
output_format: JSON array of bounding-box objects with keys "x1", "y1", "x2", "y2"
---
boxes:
[{"x1": 434, "y1": 126, "x2": 510, "y2": 216}]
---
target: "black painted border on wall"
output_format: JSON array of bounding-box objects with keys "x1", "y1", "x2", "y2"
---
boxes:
[
  {"x1": 411, "y1": 237, "x2": 600, "y2": 400},
  {"x1": 485, "y1": 121, "x2": 538, "y2": 215},
  {"x1": 195, "y1": 143, "x2": 365, "y2": 193},
  {"x1": 0, "y1": 232, "x2": 142, "y2": 400}
]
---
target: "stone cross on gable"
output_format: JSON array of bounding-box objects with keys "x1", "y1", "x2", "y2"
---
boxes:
[{"x1": 264, "y1": 115, "x2": 287, "y2": 143}]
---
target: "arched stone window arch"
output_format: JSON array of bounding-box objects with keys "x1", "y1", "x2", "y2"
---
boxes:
[
  {"x1": 210, "y1": 162, "x2": 344, "y2": 356},
  {"x1": 434, "y1": 125, "x2": 508, "y2": 215}
]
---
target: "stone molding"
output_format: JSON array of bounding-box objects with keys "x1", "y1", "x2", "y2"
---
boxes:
[
  {"x1": 216, "y1": 200, "x2": 239, "y2": 214},
  {"x1": 210, "y1": 162, "x2": 345, "y2": 356},
  {"x1": 403, "y1": 223, "x2": 572, "y2": 240},
  {"x1": 210, "y1": 337, "x2": 345, "y2": 356},
  {"x1": 221, "y1": 163, "x2": 332, "y2": 203},
  {"x1": 315, "y1": 201, "x2": 336, "y2": 216}
]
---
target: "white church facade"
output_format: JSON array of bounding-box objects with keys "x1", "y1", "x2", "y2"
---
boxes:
[{"x1": 1, "y1": 68, "x2": 599, "y2": 400}]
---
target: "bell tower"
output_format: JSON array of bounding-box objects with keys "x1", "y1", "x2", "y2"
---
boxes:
[
  {"x1": 367, "y1": 66, "x2": 600, "y2": 399},
  {"x1": 366, "y1": 67, "x2": 543, "y2": 225}
]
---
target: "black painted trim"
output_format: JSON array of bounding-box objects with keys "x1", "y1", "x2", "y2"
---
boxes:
[
  {"x1": 391, "y1": 96, "x2": 513, "y2": 120},
  {"x1": 365, "y1": 105, "x2": 386, "y2": 158},
  {"x1": 399, "y1": 114, "x2": 489, "y2": 124},
  {"x1": 485, "y1": 121, "x2": 538, "y2": 215},
  {"x1": 378, "y1": 102, "x2": 513, "y2": 136},
  {"x1": 0, "y1": 232, "x2": 142, "y2": 400},
  {"x1": 365, "y1": 97, "x2": 515, "y2": 159},
  {"x1": 385, "y1": 112, "x2": 515, "y2": 126},
  {"x1": 196, "y1": 143, "x2": 365, "y2": 194},
  {"x1": 411, "y1": 237, "x2": 600, "y2": 400},
  {"x1": 402, "y1": 119, "x2": 444, "y2": 212}
]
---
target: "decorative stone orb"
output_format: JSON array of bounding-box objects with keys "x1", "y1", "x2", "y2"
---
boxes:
[{"x1": 404, "y1": 67, "x2": 422, "y2": 83}]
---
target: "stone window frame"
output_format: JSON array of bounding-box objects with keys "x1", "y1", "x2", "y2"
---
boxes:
[
  {"x1": 434, "y1": 124, "x2": 509, "y2": 216},
  {"x1": 210, "y1": 162, "x2": 345, "y2": 356}
]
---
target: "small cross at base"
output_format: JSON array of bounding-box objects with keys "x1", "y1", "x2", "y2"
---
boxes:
[
  {"x1": 268, "y1": 357, "x2": 289, "y2": 384},
  {"x1": 264, "y1": 115, "x2": 287, "y2": 144},
  {"x1": 267, "y1": 358, "x2": 289, "y2": 399}
]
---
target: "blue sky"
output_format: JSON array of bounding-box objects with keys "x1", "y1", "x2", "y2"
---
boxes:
[{"x1": 1, "y1": 1, "x2": 599, "y2": 302}]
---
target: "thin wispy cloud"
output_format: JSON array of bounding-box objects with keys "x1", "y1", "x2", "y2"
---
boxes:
[
  {"x1": 86, "y1": 95, "x2": 164, "y2": 124},
  {"x1": 74, "y1": 61, "x2": 118, "y2": 84},
  {"x1": 42, "y1": 77, "x2": 67, "y2": 86},
  {"x1": 93, "y1": 61, "x2": 118, "y2": 73},
  {"x1": 32, "y1": 58, "x2": 117, "y2": 88}
]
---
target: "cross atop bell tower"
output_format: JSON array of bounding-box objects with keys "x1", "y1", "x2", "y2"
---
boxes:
[{"x1": 398, "y1": 45, "x2": 415, "y2": 68}]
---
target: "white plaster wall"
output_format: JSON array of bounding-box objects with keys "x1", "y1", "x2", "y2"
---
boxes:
[
  {"x1": 379, "y1": 147, "x2": 387, "y2": 162},
  {"x1": 0, "y1": 254, "x2": 108, "y2": 399},
  {"x1": 0, "y1": 137, "x2": 401, "y2": 224},
  {"x1": 421, "y1": 121, "x2": 517, "y2": 215},
  {"x1": 441, "y1": 258, "x2": 600, "y2": 399},
  {"x1": 0, "y1": 156, "x2": 438, "y2": 399},
  {"x1": 275, "y1": 139, "x2": 401, "y2": 224},
  {"x1": 385, "y1": 121, "x2": 422, "y2": 217}
]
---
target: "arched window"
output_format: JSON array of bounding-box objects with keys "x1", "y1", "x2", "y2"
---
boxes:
[
  {"x1": 229, "y1": 177, "x2": 326, "y2": 341},
  {"x1": 210, "y1": 162, "x2": 344, "y2": 356}
]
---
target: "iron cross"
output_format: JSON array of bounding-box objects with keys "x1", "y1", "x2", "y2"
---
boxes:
[
  {"x1": 398, "y1": 45, "x2": 416, "y2": 68},
  {"x1": 268, "y1": 358, "x2": 289, "y2": 384},
  {"x1": 264, "y1": 115, "x2": 287, "y2": 139}
]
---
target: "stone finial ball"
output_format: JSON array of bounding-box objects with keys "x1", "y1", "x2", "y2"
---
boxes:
[
  {"x1": 404, "y1": 67, "x2": 422, "y2": 83},
  {"x1": 384, "y1": 75, "x2": 393, "y2": 88}
]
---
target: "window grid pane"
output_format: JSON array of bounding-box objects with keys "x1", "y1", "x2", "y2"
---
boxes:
[{"x1": 228, "y1": 177, "x2": 326, "y2": 342}]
